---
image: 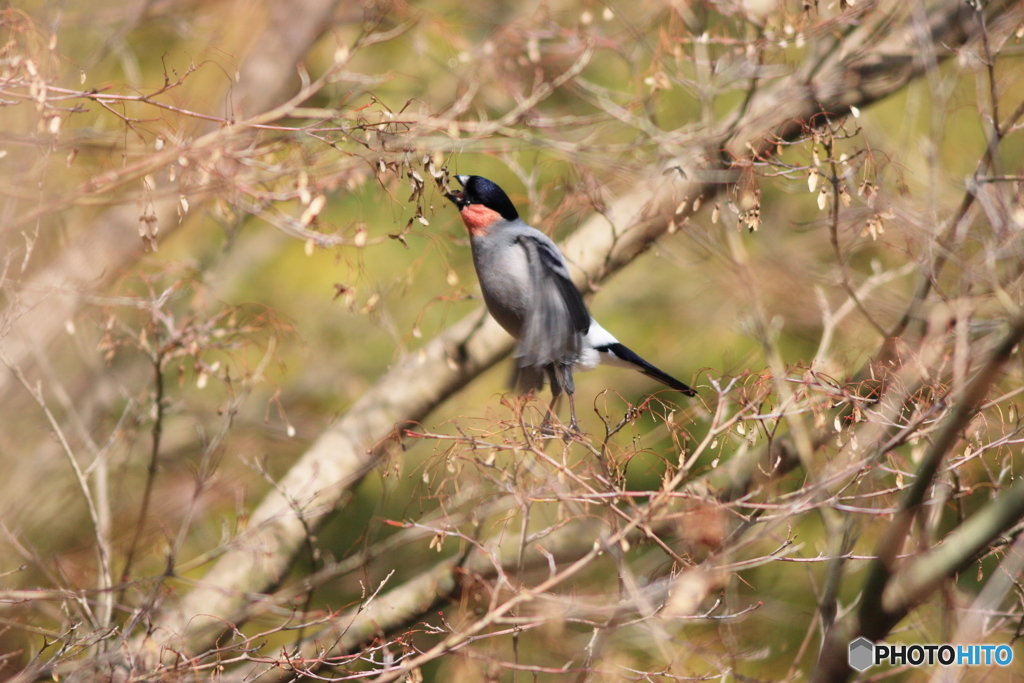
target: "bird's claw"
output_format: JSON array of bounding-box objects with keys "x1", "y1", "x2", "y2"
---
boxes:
[
  {"x1": 539, "y1": 420, "x2": 559, "y2": 438},
  {"x1": 566, "y1": 419, "x2": 581, "y2": 440},
  {"x1": 538, "y1": 419, "x2": 582, "y2": 441}
]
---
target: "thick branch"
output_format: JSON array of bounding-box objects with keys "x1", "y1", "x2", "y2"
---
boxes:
[
  {"x1": 132, "y1": 0, "x2": 1022, "y2": 663},
  {"x1": 812, "y1": 314, "x2": 1024, "y2": 683}
]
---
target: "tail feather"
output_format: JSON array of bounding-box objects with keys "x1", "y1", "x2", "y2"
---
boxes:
[{"x1": 597, "y1": 342, "x2": 697, "y2": 396}]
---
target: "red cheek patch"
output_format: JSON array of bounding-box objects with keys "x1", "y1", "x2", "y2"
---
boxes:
[{"x1": 460, "y1": 204, "x2": 503, "y2": 236}]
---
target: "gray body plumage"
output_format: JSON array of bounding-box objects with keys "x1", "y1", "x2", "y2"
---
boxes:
[
  {"x1": 448, "y1": 174, "x2": 695, "y2": 430},
  {"x1": 470, "y1": 219, "x2": 590, "y2": 394}
]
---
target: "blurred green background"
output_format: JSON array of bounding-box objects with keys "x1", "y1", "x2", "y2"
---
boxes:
[{"x1": 2, "y1": 0, "x2": 1023, "y2": 680}]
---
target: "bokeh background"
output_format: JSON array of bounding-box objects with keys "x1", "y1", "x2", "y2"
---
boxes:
[{"x1": 2, "y1": 0, "x2": 1024, "y2": 681}]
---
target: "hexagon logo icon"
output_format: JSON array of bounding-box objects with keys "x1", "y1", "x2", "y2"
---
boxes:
[{"x1": 848, "y1": 637, "x2": 874, "y2": 672}]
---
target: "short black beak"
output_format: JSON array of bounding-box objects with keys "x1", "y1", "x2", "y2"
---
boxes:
[
  {"x1": 446, "y1": 190, "x2": 467, "y2": 208},
  {"x1": 446, "y1": 174, "x2": 470, "y2": 208}
]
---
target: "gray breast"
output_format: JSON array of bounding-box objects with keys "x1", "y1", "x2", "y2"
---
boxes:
[{"x1": 470, "y1": 233, "x2": 531, "y2": 339}]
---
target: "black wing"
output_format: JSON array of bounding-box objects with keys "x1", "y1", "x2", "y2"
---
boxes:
[{"x1": 513, "y1": 234, "x2": 590, "y2": 377}]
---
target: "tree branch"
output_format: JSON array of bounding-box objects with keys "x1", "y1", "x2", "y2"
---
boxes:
[{"x1": 133, "y1": 0, "x2": 1023, "y2": 664}]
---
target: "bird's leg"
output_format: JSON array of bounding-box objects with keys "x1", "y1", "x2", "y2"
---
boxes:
[
  {"x1": 566, "y1": 390, "x2": 580, "y2": 434},
  {"x1": 558, "y1": 363, "x2": 581, "y2": 437},
  {"x1": 540, "y1": 366, "x2": 563, "y2": 436}
]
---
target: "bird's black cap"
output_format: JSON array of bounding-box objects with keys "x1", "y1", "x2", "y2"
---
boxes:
[{"x1": 447, "y1": 175, "x2": 519, "y2": 221}]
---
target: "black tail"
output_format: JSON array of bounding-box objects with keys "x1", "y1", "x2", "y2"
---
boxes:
[{"x1": 600, "y1": 343, "x2": 697, "y2": 396}]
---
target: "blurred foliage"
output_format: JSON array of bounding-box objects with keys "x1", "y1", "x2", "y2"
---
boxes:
[{"x1": 2, "y1": 0, "x2": 1024, "y2": 681}]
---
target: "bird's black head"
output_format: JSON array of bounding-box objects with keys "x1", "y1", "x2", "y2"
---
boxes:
[{"x1": 446, "y1": 175, "x2": 519, "y2": 221}]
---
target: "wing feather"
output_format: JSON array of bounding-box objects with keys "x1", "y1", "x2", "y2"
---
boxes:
[{"x1": 512, "y1": 235, "x2": 590, "y2": 381}]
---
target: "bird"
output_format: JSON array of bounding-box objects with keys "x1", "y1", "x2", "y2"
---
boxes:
[{"x1": 445, "y1": 174, "x2": 696, "y2": 433}]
